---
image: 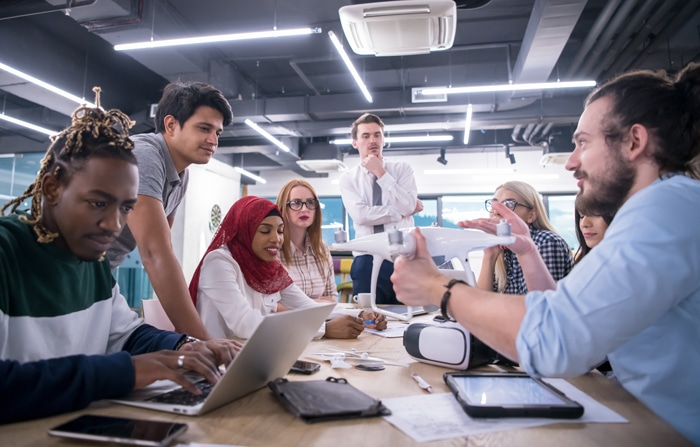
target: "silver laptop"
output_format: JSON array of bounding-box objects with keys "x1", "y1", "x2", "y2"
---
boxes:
[{"x1": 113, "y1": 303, "x2": 335, "y2": 416}]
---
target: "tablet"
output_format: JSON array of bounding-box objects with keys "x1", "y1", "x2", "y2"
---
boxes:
[
  {"x1": 48, "y1": 414, "x2": 188, "y2": 446},
  {"x1": 443, "y1": 372, "x2": 584, "y2": 419}
]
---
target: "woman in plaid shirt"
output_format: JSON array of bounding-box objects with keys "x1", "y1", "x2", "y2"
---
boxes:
[
  {"x1": 276, "y1": 179, "x2": 387, "y2": 337},
  {"x1": 476, "y1": 181, "x2": 573, "y2": 294}
]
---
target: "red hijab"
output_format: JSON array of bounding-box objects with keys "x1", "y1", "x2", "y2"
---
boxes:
[{"x1": 189, "y1": 196, "x2": 293, "y2": 305}]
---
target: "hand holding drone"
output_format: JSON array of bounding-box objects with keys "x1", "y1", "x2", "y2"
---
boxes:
[{"x1": 332, "y1": 225, "x2": 515, "y2": 321}]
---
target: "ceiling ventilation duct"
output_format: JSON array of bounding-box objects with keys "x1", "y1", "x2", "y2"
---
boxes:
[
  {"x1": 539, "y1": 126, "x2": 574, "y2": 166},
  {"x1": 296, "y1": 142, "x2": 348, "y2": 173},
  {"x1": 338, "y1": 0, "x2": 457, "y2": 56}
]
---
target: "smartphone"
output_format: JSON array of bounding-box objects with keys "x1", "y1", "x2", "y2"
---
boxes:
[
  {"x1": 444, "y1": 371, "x2": 584, "y2": 419},
  {"x1": 289, "y1": 359, "x2": 321, "y2": 375},
  {"x1": 48, "y1": 414, "x2": 188, "y2": 446}
]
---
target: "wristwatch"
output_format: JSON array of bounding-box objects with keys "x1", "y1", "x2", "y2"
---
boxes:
[{"x1": 174, "y1": 335, "x2": 200, "y2": 351}]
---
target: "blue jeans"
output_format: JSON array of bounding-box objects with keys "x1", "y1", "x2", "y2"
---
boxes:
[{"x1": 350, "y1": 255, "x2": 400, "y2": 305}]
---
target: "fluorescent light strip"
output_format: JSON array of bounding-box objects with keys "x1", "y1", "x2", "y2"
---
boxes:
[
  {"x1": 424, "y1": 168, "x2": 516, "y2": 175},
  {"x1": 244, "y1": 119, "x2": 290, "y2": 152},
  {"x1": 328, "y1": 31, "x2": 373, "y2": 103},
  {"x1": 463, "y1": 104, "x2": 473, "y2": 145},
  {"x1": 0, "y1": 113, "x2": 56, "y2": 136},
  {"x1": 471, "y1": 173, "x2": 560, "y2": 182},
  {"x1": 234, "y1": 166, "x2": 267, "y2": 184},
  {"x1": 331, "y1": 135, "x2": 453, "y2": 145},
  {"x1": 114, "y1": 27, "x2": 321, "y2": 51},
  {"x1": 0, "y1": 61, "x2": 96, "y2": 107},
  {"x1": 422, "y1": 80, "x2": 596, "y2": 96}
]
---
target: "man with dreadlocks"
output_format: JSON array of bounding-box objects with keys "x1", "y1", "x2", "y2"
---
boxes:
[
  {"x1": 0, "y1": 88, "x2": 236, "y2": 424},
  {"x1": 106, "y1": 81, "x2": 234, "y2": 341}
]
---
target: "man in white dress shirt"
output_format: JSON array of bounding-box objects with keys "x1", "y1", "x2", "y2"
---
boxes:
[{"x1": 339, "y1": 113, "x2": 422, "y2": 304}]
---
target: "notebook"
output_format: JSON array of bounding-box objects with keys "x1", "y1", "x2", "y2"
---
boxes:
[{"x1": 112, "y1": 303, "x2": 336, "y2": 416}]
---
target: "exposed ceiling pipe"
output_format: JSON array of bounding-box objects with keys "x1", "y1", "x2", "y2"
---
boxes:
[
  {"x1": 591, "y1": 0, "x2": 659, "y2": 79},
  {"x1": 520, "y1": 123, "x2": 537, "y2": 143},
  {"x1": 623, "y1": 1, "x2": 700, "y2": 72},
  {"x1": 510, "y1": 124, "x2": 523, "y2": 143},
  {"x1": 80, "y1": 0, "x2": 145, "y2": 31},
  {"x1": 602, "y1": 0, "x2": 680, "y2": 78},
  {"x1": 579, "y1": 0, "x2": 642, "y2": 77},
  {"x1": 0, "y1": 0, "x2": 96, "y2": 21},
  {"x1": 566, "y1": 0, "x2": 624, "y2": 78},
  {"x1": 289, "y1": 60, "x2": 322, "y2": 96}
]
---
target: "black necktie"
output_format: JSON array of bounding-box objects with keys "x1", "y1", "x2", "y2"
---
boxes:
[{"x1": 372, "y1": 174, "x2": 384, "y2": 234}]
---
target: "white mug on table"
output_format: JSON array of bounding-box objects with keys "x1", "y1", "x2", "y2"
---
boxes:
[{"x1": 352, "y1": 293, "x2": 372, "y2": 308}]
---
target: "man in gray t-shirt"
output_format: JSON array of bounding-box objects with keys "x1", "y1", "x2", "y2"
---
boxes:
[
  {"x1": 108, "y1": 133, "x2": 188, "y2": 268},
  {"x1": 107, "y1": 81, "x2": 233, "y2": 341}
]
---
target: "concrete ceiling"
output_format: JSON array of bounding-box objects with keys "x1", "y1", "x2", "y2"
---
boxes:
[{"x1": 0, "y1": 0, "x2": 698, "y2": 182}]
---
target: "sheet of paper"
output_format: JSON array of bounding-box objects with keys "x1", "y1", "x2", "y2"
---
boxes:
[
  {"x1": 365, "y1": 321, "x2": 407, "y2": 338},
  {"x1": 381, "y1": 379, "x2": 627, "y2": 443}
]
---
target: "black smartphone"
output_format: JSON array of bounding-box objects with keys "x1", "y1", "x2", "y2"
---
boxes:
[
  {"x1": 444, "y1": 372, "x2": 584, "y2": 419},
  {"x1": 48, "y1": 414, "x2": 188, "y2": 446},
  {"x1": 289, "y1": 359, "x2": 321, "y2": 375}
]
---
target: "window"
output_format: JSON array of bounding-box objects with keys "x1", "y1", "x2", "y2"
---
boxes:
[
  {"x1": 546, "y1": 195, "x2": 577, "y2": 250},
  {"x1": 319, "y1": 197, "x2": 345, "y2": 246},
  {"x1": 441, "y1": 194, "x2": 493, "y2": 228},
  {"x1": 0, "y1": 153, "x2": 44, "y2": 210}
]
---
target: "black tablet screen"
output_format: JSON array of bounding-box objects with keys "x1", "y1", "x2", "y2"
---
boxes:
[{"x1": 452, "y1": 376, "x2": 566, "y2": 406}]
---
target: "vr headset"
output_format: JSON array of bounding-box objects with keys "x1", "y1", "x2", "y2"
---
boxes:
[{"x1": 403, "y1": 320, "x2": 513, "y2": 369}]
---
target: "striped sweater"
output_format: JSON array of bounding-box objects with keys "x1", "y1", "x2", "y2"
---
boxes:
[{"x1": 0, "y1": 213, "x2": 182, "y2": 423}]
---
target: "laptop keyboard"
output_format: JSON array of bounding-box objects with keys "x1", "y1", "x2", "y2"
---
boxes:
[{"x1": 148, "y1": 381, "x2": 215, "y2": 406}]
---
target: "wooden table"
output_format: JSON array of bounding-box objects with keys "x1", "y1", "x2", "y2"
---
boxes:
[{"x1": 0, "y1": 331, "x2": 692, "y2": 446}]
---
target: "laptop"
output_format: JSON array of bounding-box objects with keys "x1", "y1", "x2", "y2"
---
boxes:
[{"x1": 113, "y1": 303, "x2": 335, "y2": 416}]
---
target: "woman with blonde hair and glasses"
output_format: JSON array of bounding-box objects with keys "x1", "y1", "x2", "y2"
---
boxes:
[
  {"x1": 472, "y1": 181, "x2": 573, "y2": 294},
  {"x1": 276, "y1": 179, "x2": 386, "y2": 336}
]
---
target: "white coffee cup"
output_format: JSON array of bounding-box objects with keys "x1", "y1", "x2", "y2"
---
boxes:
[{"x1": 352, "y1": 293, "x2": 372, "y2": 309}]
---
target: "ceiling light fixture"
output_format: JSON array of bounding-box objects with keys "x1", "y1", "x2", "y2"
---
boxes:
[
  {"x1": 0, "y1": 113, "x2": 56, "y2": 136},
  {"x1": 114, "y1": 27, "x2": 322, "y2": 51},
  {"x1": 463, "y1": 104, "x2": 473, "y2": 145},
  {"x1": 0, "y1": 61, "x2": 95, "y2": 107},
  {"x1": 244, "y1": 119, "x2": 291, "y2": 152},
  {"x1": 328, "y1": 30, "x2": 373, "y2": 103},
  {"x1": 421, "y1": 80, "x2": 596, "y2": 96},
  {"x1": 234, "y1": 166, "x2": 267, "y2": 184},
  {"x1": 330, "y1": 135, "x2": 453, "y2": 145}
]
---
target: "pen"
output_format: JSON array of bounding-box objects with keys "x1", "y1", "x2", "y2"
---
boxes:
[
  {"x1": 411, "y1": 372, "x2": 432, "y2": 393},
  {"x1": 363, "y1": 319, "x2": 375, "y2": 325}
]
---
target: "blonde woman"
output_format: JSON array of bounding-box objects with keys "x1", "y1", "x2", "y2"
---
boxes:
[{"x1": 477, "y1": 181, "x2": 573, "y2": 294}]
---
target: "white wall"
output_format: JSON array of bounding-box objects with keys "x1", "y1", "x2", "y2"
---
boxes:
[
  {"x1": 172, "y1": 158, "x2": 241, "y2": 282},
  {"x1": 249, "y1": 148, "x2": 578, "y2": 198}
]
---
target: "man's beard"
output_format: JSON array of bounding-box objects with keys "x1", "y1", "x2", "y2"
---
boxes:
[{"x1": 575, "y1": 149, "x2": 636, "y2": 217}]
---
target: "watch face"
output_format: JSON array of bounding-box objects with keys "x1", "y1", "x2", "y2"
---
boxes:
[{"x1": 209, "y1": 204, "x2": 222, "y2": 232}]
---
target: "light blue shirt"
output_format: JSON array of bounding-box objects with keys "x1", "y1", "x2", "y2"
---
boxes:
[{"x1": 517, "y1": 174, "x2": 700, "y2": 445}]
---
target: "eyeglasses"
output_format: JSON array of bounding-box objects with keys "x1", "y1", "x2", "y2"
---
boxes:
[
  {"x1": 485, "y1": 198, "x2": 533, "y2": 213},
  {"x1": 287, "y1": 198, "x2": 318, "y2": 211}
]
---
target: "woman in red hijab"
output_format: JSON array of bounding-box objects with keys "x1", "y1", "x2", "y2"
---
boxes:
[
  {"x1": 189, "y1": 196, "x2": 319, "y2": 338},
  {"x1": 189, "y1": 196, "x2": 372, "y2": 339}
]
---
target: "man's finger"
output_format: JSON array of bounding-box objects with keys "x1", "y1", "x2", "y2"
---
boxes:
[{"x1": 412, "y1": 227, "x2": 431, "y2": 259}]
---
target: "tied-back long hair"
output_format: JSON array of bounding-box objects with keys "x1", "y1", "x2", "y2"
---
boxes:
[
  {"x1": 275, "y1": 179, "x2": 329, "y2": 272},
  {"x1": 585, "y1": 62, "x2": 700, "y2": 180},
  {"x1": 1, "y1": 87, "x2": 135, "y2": 242},
  {"x1": 493, "y1": 181, "x2": 561, "y2": 292}
]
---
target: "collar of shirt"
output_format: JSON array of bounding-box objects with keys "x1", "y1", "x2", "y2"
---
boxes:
[
  {"x1": 289, "y1": 236, "x2": 312, "y2": 257},
  {"x1": 156, "y1": 132, "x2": 184, "y2": 186}
]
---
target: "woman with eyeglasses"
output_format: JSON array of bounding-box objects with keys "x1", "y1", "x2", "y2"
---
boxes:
[
  {"x1": 472, "y1": 181, "x2": 573, "y2": 294},
  {"x1": 276, "y1": 180, "x2": 387, "y2": 337}
]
